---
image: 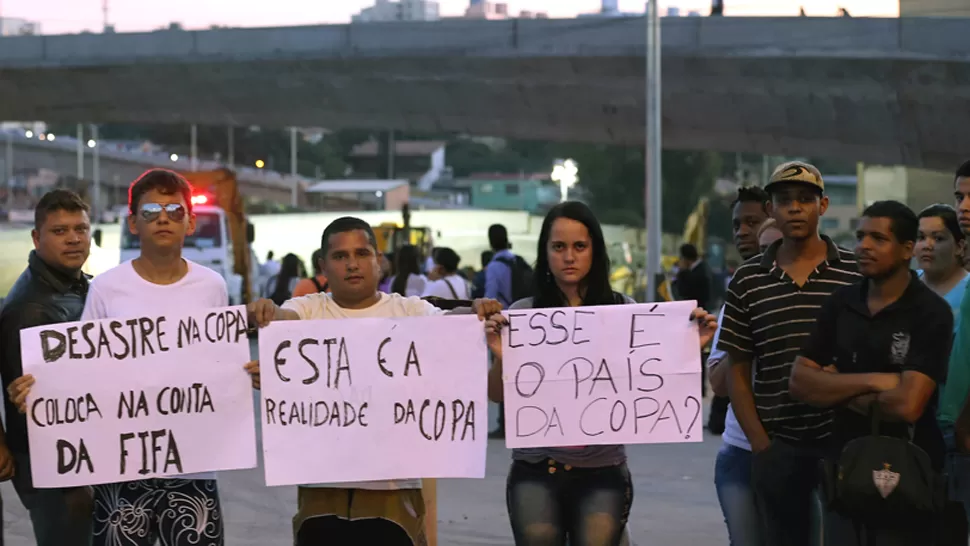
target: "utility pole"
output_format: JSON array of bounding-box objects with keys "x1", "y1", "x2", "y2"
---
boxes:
[
  {"x1": 290, "y1": 127, "x2": 298, "y2": 207},
  {"x1": 5, "y1": 131, "x2": 13, "y2": 211},
  {"x1": 645, "y1": 0, "x2": 663, "y2": 302},
  {"x1": 190, "y1": 125, "x2": 198, "y2": 171},
  {"x1": 102, "y1": 0, "x2": 109, "y2": 31},
  {"x1": 92, "y1": 125, "x2": 100, "y2": 222},
  {"x1": 76, "y1": 124, "x2": 84, "y2": 182},
  {"x1": 227, "y1": 126, "x2": 235, "y2": 168}
]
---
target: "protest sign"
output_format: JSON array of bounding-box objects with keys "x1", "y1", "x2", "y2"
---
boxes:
[
  {"x1": 502, "y1": 300, "x2": 703, "y2": 449},
  {"x1": 20, "y1": 306, "x2": 257, "y2": 488},
  {"x1": 258, "y1": 314, "x2": 488, "y2": 487}
]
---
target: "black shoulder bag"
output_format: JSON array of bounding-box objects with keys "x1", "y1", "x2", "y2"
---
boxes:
[{"x1": 830, "y1": 403, "x2": 945, "y2": 524}]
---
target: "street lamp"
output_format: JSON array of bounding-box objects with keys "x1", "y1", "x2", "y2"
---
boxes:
[
  {"x1": 47, "y1": 134, "x2": 56, "y2": 142},
  {"x1": 255, "y1": 159, "x2": 265, "y2": 169},
  {"x1": 24, "y1": 130, "x2": 33, "y2": 138},
  {"x1": 551, "y1": 158, "x2": 579, "y2": 202},
  {"x1": 87, "y1": 139, "x2": 96, "y2": 148},
  {"x1": 170, "y1": 153, "x2": 179, "y2": 161}
]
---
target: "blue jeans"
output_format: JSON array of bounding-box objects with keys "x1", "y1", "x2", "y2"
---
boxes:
[
  {"x1": 943, "y1": 428, "x2": 970, "y2": 532},
  {"x1": 506, "y1": 459, "x2": 633, "y2": 546},
  {"x1": 714, "y1": 443, "x2": 763, "y2": 546},
  {"x1": 11, "y1": 453, "x2": 92, "y2": 546}
]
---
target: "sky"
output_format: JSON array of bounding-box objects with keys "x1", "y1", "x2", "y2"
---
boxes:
[{"x1": 3, "y1": 0, "x2": 898, "y2": 35}]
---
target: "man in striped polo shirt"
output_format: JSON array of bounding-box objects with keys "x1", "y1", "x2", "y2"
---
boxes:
[{"x1": 718, "y1": 161, "x2": 862, "y2": 546}]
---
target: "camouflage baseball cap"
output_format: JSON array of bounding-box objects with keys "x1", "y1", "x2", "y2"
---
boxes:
[{"x1": 765, "y1": 161, "x2": 824, "y2": 193}]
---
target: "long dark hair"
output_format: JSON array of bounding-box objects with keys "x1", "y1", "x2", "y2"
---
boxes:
[
  {"x1": 391, "y1": 244, "x2": 422, "y2": 296},
  {"x1": 533, "y1": 201, "x2": 616, "y2": 308},
  {"x1": 271, "y1": 253, "x2": 302, "y2": 306}
]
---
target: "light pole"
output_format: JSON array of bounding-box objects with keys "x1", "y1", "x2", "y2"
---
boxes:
[{"x1": 645, "y1": 0, "x2": 663, "y2": 302}]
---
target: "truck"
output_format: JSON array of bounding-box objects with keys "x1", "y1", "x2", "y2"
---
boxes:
[{"x1": 96, "y1": 168, "x2": 259, "y2": 305}]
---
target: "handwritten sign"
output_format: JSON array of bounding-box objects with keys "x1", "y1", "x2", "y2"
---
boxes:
[
  {"x1": 20, "y1": 306, "x2": 258, "y2": 487},
  {"x1": 502, "y1": 300, "x2": 703, "y2": 448},
  {"x1": 258, "y1": 314, "x2": 488, "y2": 486}
]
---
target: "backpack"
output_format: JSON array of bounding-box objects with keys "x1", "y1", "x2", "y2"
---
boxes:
[
  {"x1": 494, "y1": 255, "x2": 534, "y2": 304},
  {"x1": 821, "y1": 403, "x2": 945, "y2": 526}
]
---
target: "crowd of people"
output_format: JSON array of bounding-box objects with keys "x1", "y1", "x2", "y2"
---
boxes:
[{"x1": 0, "y1": 158, "x2": 967, "y2": 546}]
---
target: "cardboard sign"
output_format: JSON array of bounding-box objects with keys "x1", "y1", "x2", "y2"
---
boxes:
[
  {"x1": 20, "y1": 306, "x2": 257, "y2": 487},
  {"x1": 259, "y1": 314, "x2": 489, "y2": 486},
  {"x1": 502, "y1": 300, "x2": 704, "y2": 448}
]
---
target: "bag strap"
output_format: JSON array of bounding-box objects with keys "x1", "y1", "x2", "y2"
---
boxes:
[
  {"x1": 869, "y1": 393, "x2": 916, "y2": 440},
  {"x1": 869, "y1": 399, "x2": 882, "y2": 437},
  {"x1": 311, "y1": 276, "x2": 325, "y2": 292},
  {"x1": 443, "y1": 278, "x2": 459, "y2": 299}
]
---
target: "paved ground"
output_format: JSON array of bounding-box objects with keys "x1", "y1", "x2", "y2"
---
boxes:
[
  {"x1": 0, "y1": 337, "x2": 728, "y2": 545},
  {"x1": 0, "y1": 398, "x2": 727, "y2": 545}
]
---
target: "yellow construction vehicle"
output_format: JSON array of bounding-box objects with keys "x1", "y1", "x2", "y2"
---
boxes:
[{"x1": 372, "y1": 204, "x2": 435, "y2": 260}]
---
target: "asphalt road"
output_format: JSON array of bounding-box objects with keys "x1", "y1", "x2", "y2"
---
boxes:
[
  {"x1": 0, "y1": 336, "x2": 728, "y2": 545},
  {"x1": 0, "y1": 394, "x2": 727, "y2": 545}
]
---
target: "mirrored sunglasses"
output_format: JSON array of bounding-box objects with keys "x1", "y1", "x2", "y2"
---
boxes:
[{"x1": 140, "y1": 203, "x2": 186, "y2": 223}]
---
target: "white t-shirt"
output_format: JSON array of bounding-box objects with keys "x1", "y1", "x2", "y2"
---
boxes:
[
  {"x1": 387, "y1": 274, "x2": 428, "y2": 297},
  {"x1": 422, "y1": 274, "x2": 470, "y2": 300},
  {"x1": 708, "y1": 305, "x2": 750, "y2": 451},
  {"x1": 82, "y1": 259, "x2": 230, "y2": 481},
  {"x1": 281, "y1": 291, "x2": 445, "y2": 491}
]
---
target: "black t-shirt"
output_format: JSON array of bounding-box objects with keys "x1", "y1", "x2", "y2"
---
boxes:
[{"x1": 800, "y1": 272, "x2": 952, "y2": 470}]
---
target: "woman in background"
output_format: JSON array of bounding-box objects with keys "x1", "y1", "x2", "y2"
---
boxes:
[
  {"x1": 292, "y1": 248, "x2": 329, "y2": 297},
  {"x1": 916, "y1": 204, "x2": 970, "y2": 531},
  {"x1": 263, "y1": 252, "x2": 303, "y2": 306},
  {"x1": 389, "y1": 245, "x2": 427, "y2": 297}
]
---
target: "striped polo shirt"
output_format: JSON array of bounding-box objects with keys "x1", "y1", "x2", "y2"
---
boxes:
[{"x1": 718, "y1": 236, "x2": 861, "y2": 445}]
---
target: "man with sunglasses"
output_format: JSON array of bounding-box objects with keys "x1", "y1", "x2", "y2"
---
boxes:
[{"x1": 10, "y1": 169, "x2": 230, "y2": 546}]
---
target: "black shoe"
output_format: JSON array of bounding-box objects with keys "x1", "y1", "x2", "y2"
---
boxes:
[{"x1": 488, "y1": 428, "x2": 505, "y2": 439}]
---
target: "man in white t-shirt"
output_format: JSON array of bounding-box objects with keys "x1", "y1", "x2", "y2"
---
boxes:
[
  {"x1": 12, "y1": 169, "x2": 230, "y2": 546},
  {"x1": 245, "y1": 216, "x2": 501, "y2": 546},
  {"x1": 422, "y1": 247, "x2": 470, "y2": 300}
]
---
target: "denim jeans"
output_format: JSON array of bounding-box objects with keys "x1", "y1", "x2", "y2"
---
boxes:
[
  {"x1": 750, "y1": 439, "x2": 825, "y2": 546},
  {"x1": 506, "y1": 459, "x2": 633, "y2": 546},
  {"x1": 714, "y1": 444, "x2": 763, "y2": 546},
  {"x1": 11, "y1": 453, "x2": 92, "y2": 546},
  {"x1": 944, "y1": 427, "x2": 970, "y2": 530}
]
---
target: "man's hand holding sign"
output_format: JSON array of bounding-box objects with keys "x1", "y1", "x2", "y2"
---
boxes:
[{"x1": 486, "y1": 301, "x2": 716, "y2": 447}]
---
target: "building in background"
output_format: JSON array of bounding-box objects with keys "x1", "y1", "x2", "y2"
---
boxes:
[
  {"x1": 899, "y1": 0, "x2": 969, "y2": 16},
  {"x1": 352, "y1": 0, "x2": 440, "y2": 22},
  {"x1": 465, "y1": 2, "x2": 509, "y2": 19},
  {"x1": 0, "y1": 17, "x2": 40, "y2": 36}
]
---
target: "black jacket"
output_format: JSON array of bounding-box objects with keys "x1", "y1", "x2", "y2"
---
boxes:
[
  {"x1": 0, "y1": 251, "x2": 89, "y2": 454},
  {"x1": 675, "y1": 261, "x2": 712, "y2": 310}
]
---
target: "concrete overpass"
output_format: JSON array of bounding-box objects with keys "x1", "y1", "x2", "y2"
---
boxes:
[
  {"x1": 1, "y1": 17, "x2": 969, "y2": 169},
  {"x1": 3, "y1": 133, "x2": 302, "y2": 203}
]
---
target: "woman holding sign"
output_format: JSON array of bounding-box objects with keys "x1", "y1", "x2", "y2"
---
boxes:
[{"x1": 483, "y1": 201, "x2": 717, "y2": 546}]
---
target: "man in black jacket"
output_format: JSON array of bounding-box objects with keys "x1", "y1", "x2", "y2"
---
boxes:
[{"x1": 1, "y1": 189, "x2": 93, "y2": 546}]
